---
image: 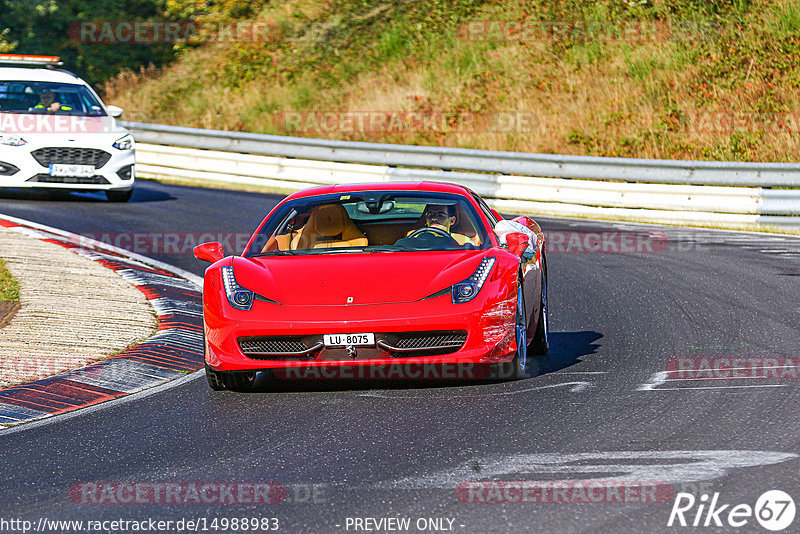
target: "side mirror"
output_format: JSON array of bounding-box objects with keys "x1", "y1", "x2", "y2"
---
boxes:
[
  {"x1": 490, "y1": 208, "x2": 502, "y2": 221},
  {"x1": 194, "y1": 242, "x2": 224, "y2": 263},
  {"x1": 505, "y1": 232, "x2": 530, "y2": 258},
  {"x1": 106, "y1": 105, "x2": 124, "y2": 118}
]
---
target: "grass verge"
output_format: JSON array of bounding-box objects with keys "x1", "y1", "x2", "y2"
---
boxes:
[{"x1": 0, "y1": 258, "x2": 20, "y2": 302}]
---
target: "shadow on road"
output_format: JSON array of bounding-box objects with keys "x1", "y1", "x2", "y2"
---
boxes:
[
  {"x1": 531, "y1": 330, "x2": 603, "y2": 377},
  {"x1": 209, "y1": 330, "x2": 603, "y2": 395},
  {"x1": 0, "y1": 184, "x2": 174, "y2": 203}
]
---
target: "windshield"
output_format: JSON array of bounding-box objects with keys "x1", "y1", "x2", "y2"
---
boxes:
[
  {"x1": 246, "y1": 191, "x2": 491, "y2": 256},
  {"x1": 0, "y1": 81, "x2": 106, "y2": 116}
]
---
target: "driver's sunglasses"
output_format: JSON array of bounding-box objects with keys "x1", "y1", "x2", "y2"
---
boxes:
[{"x1": 425, "y1": 211, "x2": 449, "y2": 218}]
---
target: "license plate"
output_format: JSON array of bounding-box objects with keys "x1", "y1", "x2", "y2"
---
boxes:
[
  {"x1": 49, "y1": 164, "x2": 95, "y2": 177},
  {"x1": 323, "y1": 333, "x2": 375, "y2": 347}
]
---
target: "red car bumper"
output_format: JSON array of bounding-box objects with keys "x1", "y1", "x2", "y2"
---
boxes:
[{"x1": 204, "y1": 281, "x2": 518, "y2": 373}]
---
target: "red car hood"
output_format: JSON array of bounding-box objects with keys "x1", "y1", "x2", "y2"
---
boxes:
[{"x1": 233, "y1": 251, "x2": 487, "y2": 306}]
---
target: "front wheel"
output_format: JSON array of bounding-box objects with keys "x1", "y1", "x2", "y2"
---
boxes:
[
  {"x1": 492, "y1": 278, "x2": 528, "y2": 380},
  {"x1": 205, "y1": 363, "x2": 226, "y2": 391},
  {"x1": 221, "y1": 371, "x2": 260, "y2": 392},
  {"x1": 530, "y1": 266, "x2": 549, "y2": 355}
]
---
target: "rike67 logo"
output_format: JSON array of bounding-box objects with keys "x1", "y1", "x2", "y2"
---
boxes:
[{"x1": 668, "y1": 490, "x2": 795, "y2": 531}]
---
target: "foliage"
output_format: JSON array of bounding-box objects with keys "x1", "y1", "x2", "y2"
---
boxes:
[{"x1": 102, "y1": 0, "x2": 800, "y2": 161}]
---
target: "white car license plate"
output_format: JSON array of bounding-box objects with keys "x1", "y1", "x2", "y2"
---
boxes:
[
  {"x1": 49, "y1": 164, "x2": 95, "y2": 177},
  {"x1": 323, "y1": 333, "x2": 375, "y2": 347}
]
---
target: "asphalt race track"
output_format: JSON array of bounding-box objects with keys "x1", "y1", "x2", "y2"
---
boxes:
[{"x1": 1, "y1": 181, "x2": 800, "y2": 533}]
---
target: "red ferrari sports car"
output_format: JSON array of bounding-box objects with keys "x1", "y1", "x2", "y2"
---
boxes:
[{"x1": 194, "y1": 181, "x2": 548, "y2": 390}]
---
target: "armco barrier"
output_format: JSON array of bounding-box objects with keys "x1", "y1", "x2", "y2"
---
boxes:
[{"x1": 122, "y1": 121, "x2": 800, "y2": 229}]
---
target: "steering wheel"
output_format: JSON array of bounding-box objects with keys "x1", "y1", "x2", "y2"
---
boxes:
[
  {"x1": 408, "y1": 226, "x2": 455, "y2": 241},
  {"x1": 406, "y1": 226, "x2": 459, "y2": 247}
]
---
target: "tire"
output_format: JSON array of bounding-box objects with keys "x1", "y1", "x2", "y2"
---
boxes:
[
  {"x1": 106, "y1": 189, "x2": 133, "y2": 202},
  {"x1": 221, "y1": 371, "x2": 259, "y2": 392},
  {"x1": 203, "y1": 329, "x2": 267, "y2": 392},
  {"x1": 530, "y1": 260, "x2": 549, "y2": 355},
  {"x1": 205, "y1": 363, "x2": 226, "y2": 391},
  {"x1": 203, "y1": 331, "x2": 226, "y2": 391},
  {"x1": 492, "y1": 278, "x2": 528, "y2": 380}
]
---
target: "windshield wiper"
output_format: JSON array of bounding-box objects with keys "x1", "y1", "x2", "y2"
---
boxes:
[
  {"x1": 362, "y1": 246, "x2": 401, "y2": 253},
  {"x1": 309, "y1": 248, "x2": 363, "y2": 254},
  {"x1": 250, "y1": 250, "x2": 299, "y2": 257}
]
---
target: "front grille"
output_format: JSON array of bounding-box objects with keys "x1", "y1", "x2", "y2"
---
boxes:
[
  {"x1": 239, "y1": 330, "x2": 468, "y2": 361},
  {"x1": 377, "y1": 330, "x2": 468, "y2": 357},
  {"x1": 240, "y1": 337, "x2": 308, "y2": 354},
  {"x1": 27, "y1": 174, "x2": 110, "y2": 184},
  {"x1": 31, "y1": 147, "x2": 112, "y2": 168},
  {"x1": 238, "y1": 336, "x2": 319, "y2": 360},
  {"x1": 395, "y1": 332, "x2": 467, "y2": 350}
]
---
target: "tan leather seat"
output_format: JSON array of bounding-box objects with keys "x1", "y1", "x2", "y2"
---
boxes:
[{"x1": 294, "y1": 204, "x2": 367, "y2": 249}]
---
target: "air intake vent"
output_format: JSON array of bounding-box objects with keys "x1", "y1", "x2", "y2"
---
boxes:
[
  {"x1": 31, "y1": 147, "x2": 111, "y2": 168},
  {"x1": 238, "y1": 336, "x2": 321, "y2": 360},
  {"x1": 27, "y1": 174, "x2": 110, "y2": 184}
]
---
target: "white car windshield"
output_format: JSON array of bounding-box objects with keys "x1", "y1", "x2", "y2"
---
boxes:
[{"x1": 0, "y1": 81, "x2": 106, "y2": 116}]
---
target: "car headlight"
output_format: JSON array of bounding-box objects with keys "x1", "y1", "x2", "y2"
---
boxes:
[
  {"x1": 0, "y1": 132, "x2": 27, "y2": 146},
  {"x1": 221, "y1": 266, "x2": 254, "y2": 310},
  {"x1": 452, "y1": 257, "x2": 495, "y2": 304},
  {"x1": 112, "y1": 134, "x2": 134, "y2": 150}
]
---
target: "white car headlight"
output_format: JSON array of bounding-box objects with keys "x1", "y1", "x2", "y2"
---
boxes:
[
  {"x1": 0, "y1": 132, "x2": 27, "y2": 146},
  {"x1": 112, "y1": 134, "x2": 134, "y2": 151}
]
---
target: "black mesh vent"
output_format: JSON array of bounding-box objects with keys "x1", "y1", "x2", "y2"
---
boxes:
[
  {"x1": 239, "y1": 337, "x2": 308, "y2": 355},
  {"x1": 395, "y1": 332, "x2": 467, "y2": 350},
  {"x1": 27, "y1": 174, "x2": 110, "y2": 184},
  {"x1": 31, "y1": 147, "x2": 111, "y2": 168}
]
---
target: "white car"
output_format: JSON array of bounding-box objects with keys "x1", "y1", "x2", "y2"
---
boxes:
[{"x1": 0, "y1": 54, "x2": 135, "y2": 201}]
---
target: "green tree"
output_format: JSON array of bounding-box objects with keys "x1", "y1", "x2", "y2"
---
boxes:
[{"x1": 0, "y1": 0, "x2": 179, "y2": 87}]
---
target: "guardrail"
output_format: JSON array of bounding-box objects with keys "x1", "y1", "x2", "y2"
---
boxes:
[{"x1": 122, "y1": 121, "x2": 800, "y2": 229}]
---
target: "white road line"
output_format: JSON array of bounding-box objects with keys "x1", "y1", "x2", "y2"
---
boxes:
[
  {"x1": 666, "y1": 365, "x2": 799, "y2": 373},
  {"x1": 357, "y1": 381, "x2": 592, "y2": 399},
  {"x1": 378, "y1": 450, "x2": 799, "y2": 489},
  {"x1": 637, "y1": 371, "x2": 669, "y2": 391},
  {"x1": 645, "y1": 384, "x2": 787, "y2": 391},
  {"x1": 663, "y1": 377, "x2": 795, "y2": 382}
]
